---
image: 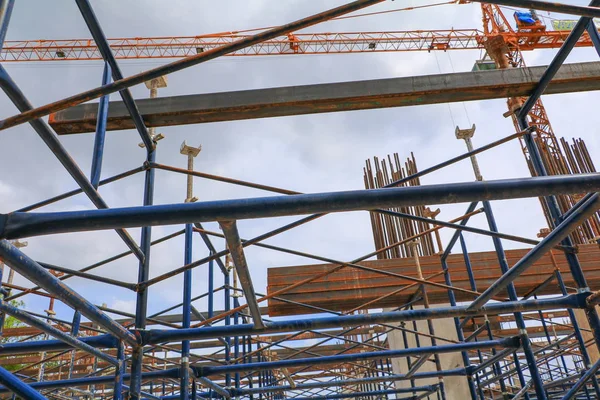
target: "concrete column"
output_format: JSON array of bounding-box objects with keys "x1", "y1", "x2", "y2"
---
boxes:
[{"x1": 385, "y1": 306, "x2": 470, "y2": 399}]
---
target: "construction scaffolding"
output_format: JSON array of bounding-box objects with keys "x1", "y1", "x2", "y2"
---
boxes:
[{"x1": 2, "y1": 0, "x2": 600, "y2": 399}]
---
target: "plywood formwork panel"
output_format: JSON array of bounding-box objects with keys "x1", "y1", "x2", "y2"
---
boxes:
[{"x1": 267, "y1": 244, "x2": 600, "y2": 316}]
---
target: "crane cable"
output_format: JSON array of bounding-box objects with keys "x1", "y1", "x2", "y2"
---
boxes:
[
  {"x1": 223, "y1": 0, "x2": 457, "y2": 35},
  {"x1": 433, "y1": 51, "x2": 457, "y2": 128},
  {"x1": 446, "y1": 51, "x2": 472, "y2": 126},
  {"x1": 333, "y1": 0, "x2": 457, "y2": 21},
  {"x1": 8, "y1": 0, "x2": 461, "y2": 70},
  {"x1": 433, "y1": 50, "x2": 473, "y2": 128}
]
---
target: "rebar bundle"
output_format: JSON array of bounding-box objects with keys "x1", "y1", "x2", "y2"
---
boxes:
[
  {"x1": 528, "y1": 136, "x2": 600, "y2": 245},
  {"x1": 364, "y1": 153, "x2": 438, "y2": 259}
]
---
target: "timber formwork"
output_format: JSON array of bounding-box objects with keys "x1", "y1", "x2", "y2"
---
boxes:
[{"x1": 1, "y1": 1, "x2": 600, "y2": 400}]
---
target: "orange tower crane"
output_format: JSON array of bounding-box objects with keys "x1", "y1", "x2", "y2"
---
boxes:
[
  {"x1": 1, "y1": 26, "x2": 593, "y2": 61},
  {"x1": 4, "y1": 4, "x2": 598, "y2": 242},
  {"x1": 479, "y1": 5, "x2": 600, "y2": 242}
]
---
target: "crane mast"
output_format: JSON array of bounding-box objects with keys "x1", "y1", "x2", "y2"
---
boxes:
[{"x1": 481, "y1": 4, "x2": 600, "y2": 243}]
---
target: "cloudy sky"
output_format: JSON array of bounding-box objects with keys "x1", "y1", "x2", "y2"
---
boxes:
[{"x1": 1, "y1": 0, "x2": 599, "y2": 328}]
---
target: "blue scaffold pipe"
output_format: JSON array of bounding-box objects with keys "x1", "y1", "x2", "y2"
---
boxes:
[
  {"x1": 71, "y1": 310, "x2": 81, "y2": 336},
  {"x1": 131, "y1": 149, "x2": 157, "y2": 399},
  {"x1": 160, "y1": 394, "x2": 212, "y2": 400},
  {"x1": 468, "y1": 193, "x2": 600, "y2": 311},
  {"x1": 280, "y1": 387, "x2": 437, "y2": 400},
  {"x1": 171, "y1": 378, "x2": 448, "y2": 399},
  {"x1": 0, "y1": 369, "x2": 179, "y2": 393},
  {"x1": 0, "y1": 0, "x2": 14, "y2": 52},
  {"x1": 192, "y1": 338, "x2": 519, "y2": 377},
  {"x1": 114, "y1": 341, "x2": 126, "y2": 400},
  {"x1": 0, "y1": 295, "x2": 586, "y2": 356},
  {"x1": 181, "y1": 223, "x2": 194, "y2": 400},
  {"x1": 0, "y1": 300, "x2": 118, "y2": 365},
  {"x1": 143, "y1": 294, "x2": 586, "y2": 344},
  {"x1": 90, "y1": 62, "x2": 111, "y2": 189},
  {"x1": 0, "y1": 365, "x2": 46, "y2": 400},
  {"x1": 587, "y1": 19, "x2": 600, "y2": 56},
  {"x1": 560, "y1": 357, "x2": 600, "y2": 400},
  {"x1": 2, "y1": 175, "x2": 600, "y2": 239},
  {"x1": 0, "y1": 240, "x2": 138, "y2": 346},
  {"x1": 0, "y1": 334, "x2": 117, "y2": 355},
  {"x1": 74, "y1": 0, "x2": 154, "y2": 151},
  {"x1": 235, "y1": 370, "x2": 460, "y2": 395}
]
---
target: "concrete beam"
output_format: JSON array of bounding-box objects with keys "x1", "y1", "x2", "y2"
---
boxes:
[{"x1": 49, "y1": 61, "x2": 600, "y2": 134}]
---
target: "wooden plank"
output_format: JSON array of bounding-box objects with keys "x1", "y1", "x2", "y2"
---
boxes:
[{"x1": 267, "y1": 244, "x2": 600, "y2": 316}]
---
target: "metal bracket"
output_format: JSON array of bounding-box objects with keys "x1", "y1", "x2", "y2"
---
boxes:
[{"x1": 455, "y1": 124, "x2": 476, "y2": 140}]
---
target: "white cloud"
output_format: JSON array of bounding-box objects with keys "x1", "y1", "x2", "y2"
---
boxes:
[{"x1": 109, "y1": 298, "x2": 137, "y2": 316}]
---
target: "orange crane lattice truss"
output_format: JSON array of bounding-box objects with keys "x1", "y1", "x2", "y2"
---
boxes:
[{"x1": 0, "y1": 27, "x2": 594, "y2": 61}]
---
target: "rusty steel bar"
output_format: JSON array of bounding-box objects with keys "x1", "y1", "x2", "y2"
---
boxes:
[
  {"x1": 15, "y1": 166, "x2": 146, "y2": 213},
  {"x1": 0, "y1": 300, "x2": 118, "y2": 365},
  {"x1": 219, "y1": 220, "x2": 264, "y2": 329},
  {"x1": 2, "y1": 283, "x2": 55, "y2": 299},
  {"x1": 195, "y1": 215, "x2": 501, "y2": 308},
  {"x1": 0, "y1": 0, "x2": 386, "y2": 132},
  {"x1": 151, "y1": 163, "x2": 300, "y2": 195},
  {"x1": 376, "y1": 208, "x2": 562, "y2": 249},
  {"x1": 4, "y1": 228, "x2": 185, "y2": 304},
  {"x1": 37, "y1": 261, "x2": 136, "y2": 290}
]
